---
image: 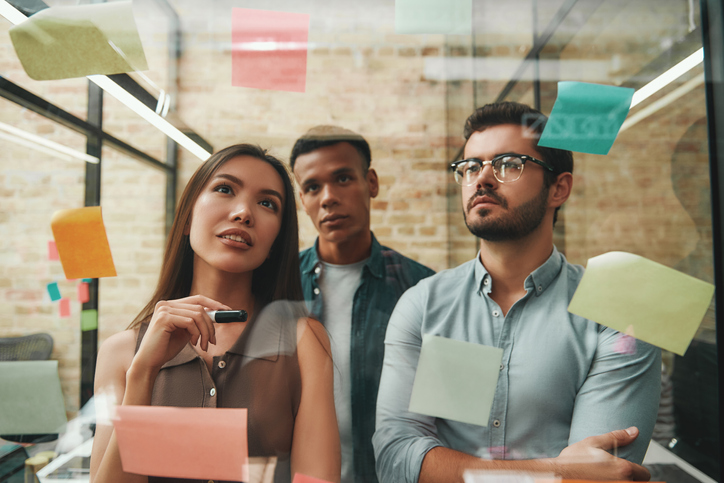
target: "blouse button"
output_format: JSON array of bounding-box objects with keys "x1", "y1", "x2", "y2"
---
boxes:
[
  {"x1": 313, "y1": 288, "x2": 320, "y2": 295},
  {"x1": 493, "y1": 419, "x2": 501, "y2": 427},
  {"x1": 218, "y1": 360, "x2": 226, "y2": 369},
  {"x1": 210, "y1": 388, "x2": 216, "y2": 397},
  {"x1": 314, "y1": 266, "x2": 321, "y2": 274}
]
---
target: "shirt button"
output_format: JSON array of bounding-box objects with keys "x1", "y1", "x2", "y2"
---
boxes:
[
  {"x1": 493, "y1": 419, "x2": 501, "y2": 427},
  {"x1": 313, "y1": 288, "x2": 320, "y2": 295},
  {"x1": 499, "y1": 363, "x2": 504, "y2": 371},
  {"x1": 492, "y1": 310, "x2": 500, "y2": 317},
  {"x1": 218, "y1": 360, "x2": 226, "y2": 369},
  {"x1": 314, "y1": 266, "x2": 321, "y2": 274},
  {"x1": 483, "y1": 278, "x2": 489, "y2": 285},
  {"x1": 537, "y1": 285, "x2": 543, "y2": 292},
  {"x1": 210, "y1": 388, "x2": 216, "y2": 397}
]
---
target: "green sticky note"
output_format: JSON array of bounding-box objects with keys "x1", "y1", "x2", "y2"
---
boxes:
[
  {"x1": 409, "y1": 334, "x2": 503, "y2": 426},
  {"x1": 537, "y1": 82, "x2": 634, "y2": 155},
  {"x1": 0, "y1": 361, "x2": 67, "y2": 435},
  {"x1": 568, "y1": 252, "x2": 715, "y2": 356},
  {"x1": 81, "y1": 309, "x2": 98, "y2": 332},
  {"x1": 395, "y1": 0, "x2": 472, "y2": 35},
  {"x1": 46, "y1": 282, "x2": 61, "y2": 302},
  {"x1": 9, "y1": 1, "x2": 147, "y2": 81}
]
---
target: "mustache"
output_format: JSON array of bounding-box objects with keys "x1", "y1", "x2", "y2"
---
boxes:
[{"x1": 466, "y1": 189, "x2": 507, "y2": 212}]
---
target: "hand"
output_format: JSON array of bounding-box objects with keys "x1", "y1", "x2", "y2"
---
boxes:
[
  {"x1": 554, "y1": 427, "x2": 651, "y2": 481},
  {"x1": 133, "y1": 295, "x2": 231, "y2": 372}
]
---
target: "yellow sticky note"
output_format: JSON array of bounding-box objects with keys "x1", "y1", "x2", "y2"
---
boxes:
[
  {"x1": 9, "y1": 1, "x2": 147, "y2": 81},
  {"x1": 51, "y1": 207, "x2": 116, "y2": 279},
  {"x1": 568, "y1": 252, "x2": 714, "y2": 356}
]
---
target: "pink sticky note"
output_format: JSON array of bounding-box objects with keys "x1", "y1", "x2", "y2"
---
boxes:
[
  {"x1": 58, "y1": 298, "x2": 71, "y2": 318},
  {"x1": 77, "y1": 282, "x2": 90, "y2": 303},
  {"x1": 232, "y1": 8, "x2": 309, "y2": 93},
  {"x1": 48, "y1": 240, "x2": 60, "y2": 260},
  {"x1": 293, "y1": 474, "x2": 335, "y2": 483},
  {"x1": 114, "y1": 406, "x2": 249, "y2": 481}
]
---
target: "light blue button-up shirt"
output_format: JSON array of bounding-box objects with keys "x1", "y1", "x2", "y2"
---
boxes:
[{"x1": 373, "y1": 248, "x2": 661, "y2": 483}]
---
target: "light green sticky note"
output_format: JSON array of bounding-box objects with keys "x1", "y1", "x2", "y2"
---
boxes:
[
  {"x1": 395, "y1": 0, "x2": 472, "y2": 35},
  {"x1": 568, "y1": 252, "x2": 715, "y2": 356},
  {"x1": 81, "y1": 309, "x2": 98, "y2": 332},
  {"x1": 0, "y1": 361, "x2": 67, "y2": 435},
  {"x1": 9, "y1": 1, "x2": 148, "y2": 81},
  {"x1": 409, "y1": 334, "x2": 503, "y2": 426},
  {"x1": 538, "y1": 82, "x2": 634, "y2": 155}
]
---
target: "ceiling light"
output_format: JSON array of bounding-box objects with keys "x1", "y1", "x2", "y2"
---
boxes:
[{"x1": 630, "y1": 48, "x2": 704, "y2": 108}]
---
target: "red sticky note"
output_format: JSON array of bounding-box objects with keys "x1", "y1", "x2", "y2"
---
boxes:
[
  {"x1": 50, "y1": 207, "x2": 116, "y2": 279},
  {"x1": 58, "y1": 298, "x2": 71, "y2": 318},
  {"x1": 293, "y1": 473, "x2": 335, "y2": 483},
  {"x1": 48, "y1": 240, "x2": 59, "y2": 260},
  {"x1": 232, "y1": 8, "x2": 309, "y2": 93},
  {"x1": 77, "y1": 282, "x2": 90, "y2": 303},
  {"x1": 114, "y1": 406, "x2": 249, "y2": 481}
]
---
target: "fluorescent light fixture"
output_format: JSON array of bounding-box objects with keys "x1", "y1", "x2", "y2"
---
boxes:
[
  {"x1": 630, "y1": 48, "x2": 704, "y2": 108},
  {"x1": 0, "y1": 121, "x2": 99, "y2": 162},
  {"x1": 0, "y1": 0, "x2": 211, "y2": 161}
]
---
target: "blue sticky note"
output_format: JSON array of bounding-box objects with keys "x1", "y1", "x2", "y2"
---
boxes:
[
  {"x1": 46, "y1": 282, "x2": 61, "y2": 302},
  {"x1": 395, "y1": 0, "x2": 472, "y2": 35},
  {"x1": 537, "y1": 81, "x2": 635, "y2": 155},
  {"x1": 82, "y1": 278, "x2": 93, "y2": 283}
]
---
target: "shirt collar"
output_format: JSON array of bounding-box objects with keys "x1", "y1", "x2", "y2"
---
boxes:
[
  {"x1": 303, "y1": 233, "x2": 384, "y2": 279},
  {"x1": 474, "y1": 246, "x2": 564, "y2": 296}
]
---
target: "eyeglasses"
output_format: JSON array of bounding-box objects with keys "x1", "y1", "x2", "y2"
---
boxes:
[{"x1": 450, "y1": 153, "x2": 555, "y2": 186}]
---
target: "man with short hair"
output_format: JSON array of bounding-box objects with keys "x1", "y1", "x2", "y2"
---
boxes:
[
  {"x1": 291, "y1": 126, "x2": 435, "y2": 483},
  {"x1": 373, "y1": 102, "x2": 661, "y2": 483}
]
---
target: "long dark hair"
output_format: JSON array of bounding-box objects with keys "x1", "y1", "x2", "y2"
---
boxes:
[{"x1": 129, "y1": 144, "x2": 303, "y2": 329}]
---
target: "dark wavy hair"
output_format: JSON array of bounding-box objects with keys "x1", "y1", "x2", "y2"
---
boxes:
[{"x1": 129, "y1": 144, "x2": 303, "y2": 329}]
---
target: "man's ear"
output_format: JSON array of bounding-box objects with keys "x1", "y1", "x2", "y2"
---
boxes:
[
  {"x1": 367, "y1": 168, "x2": 379, "y2": 198},
  {"x1": 549, "y1": 172, "x2": 573, "y2": 208}
]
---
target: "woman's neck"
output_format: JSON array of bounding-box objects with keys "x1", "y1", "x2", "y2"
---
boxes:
[{"x1": 189, "y1": 266, "x2": 256, "y2": 314}]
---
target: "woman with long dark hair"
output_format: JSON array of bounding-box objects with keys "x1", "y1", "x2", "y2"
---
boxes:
[{"x1": 90, "y1": 144, "x2": 340, "y2": 483}]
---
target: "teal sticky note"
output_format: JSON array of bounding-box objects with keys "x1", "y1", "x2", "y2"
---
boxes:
[
  {"x1": 537, "y1": 81, "x2": 634, "y2": 155},
  {"x1": 81, "y1": 309, "x2": 98, "y2": 331},
  {"x1": 0, "y1": 361, "x2": 67, "y2": 434},
  {"x1": 46, "y1": 282, "x2": 61, "y2": 302},
  {"x1": 82, "y1": 278, "x2": 93, "y2": 283},
  {"x1": 409, "y1": 334, "x2": 503, "y2": 426},
  {"x1": 395, "y1": 0, "x2": 472, "y2": 35}
]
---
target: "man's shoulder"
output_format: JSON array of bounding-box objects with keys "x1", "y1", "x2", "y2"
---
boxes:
[
  {"x1": 377, "y1": 244, "x2": 435, "y2": 282},
  {"x1": 400, "y1": 257, "x2": 477, "y2": 294}
]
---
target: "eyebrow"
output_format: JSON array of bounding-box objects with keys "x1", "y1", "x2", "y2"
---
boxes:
[
  {"x1": 213, "y1": 173, "x2": 284, "y2": 202},
  {"x1": 300, "y1": 167, "x2": 355, "y2": 188}
]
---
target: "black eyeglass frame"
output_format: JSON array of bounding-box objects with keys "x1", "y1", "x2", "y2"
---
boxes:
[{"x1": 449, "y1": 152, "x2": 556, "y2": 185}]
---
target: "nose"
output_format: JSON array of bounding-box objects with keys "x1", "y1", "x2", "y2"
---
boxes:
[
  {"x1": 230, "y1": 202, "x2": 254, "y2": 226},
  {"x1": 320, "y1": 184, "x2": 339, "y2": 209},
  {"x1": 474, "y1": 160, "x2": 498, "y2": 189}
]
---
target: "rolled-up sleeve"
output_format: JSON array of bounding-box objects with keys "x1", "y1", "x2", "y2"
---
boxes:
[
  {"x1": 567, "y1": 327, "x2": 662, "y2": 463},
  {"x1": 373, "y1": 285, "x2": 442, "y2": 483}
]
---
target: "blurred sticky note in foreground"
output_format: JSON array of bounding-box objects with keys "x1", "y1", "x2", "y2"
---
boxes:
[
  {"x1": 294, "y1": 474, "x2": 335, "y2": 483},
  {"x1": 537, "y1": 82, "x2": 634, "y2": 155},
  {"x1": 81, "y1": 309, "x2": 98, "y2": 332},
  {"x1": 77, "y1": 282, "x2": 90, "y2": 303},
  {"x1": 9, "y1": 1, "x2": 147, "y2": 81},
  {"x1": 409, "y1": 334, "x2": 503, "y2": 426},
  {"x1": 232, "y1": 8, "x2": 309, "y2": 93},
  {"x1": 395, "y1": 0, "x2": 472, "y2": 35},
  {"x1": 46, "y1": 282, "x2": 61, "y2": 302},
  {"x1": 0, "y1": 361, "x2": 67, "y2": 435},
  {"x1": 48, "y1": 240, "x2": 59, "y2": 260},
  {"x1": 51, "y1": 207, "x2": 116, "y2": 279},
  {"x1": 59, "y1": 297, "x2": 71, "y2": 318},
  {"x1": 114, "y1": 406, "x2": 249, "y2": 481},
  {"x1": 568, "y1": 252, "x2": 714, "y2": 356}
]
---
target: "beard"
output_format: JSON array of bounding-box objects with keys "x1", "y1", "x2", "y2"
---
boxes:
[{"x1": 464, "y1": 185, "x2": 550, "y2": 242}]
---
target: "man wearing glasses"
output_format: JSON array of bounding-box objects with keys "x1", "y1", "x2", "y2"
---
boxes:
[{"x1": 373, "y1": 102, "x2": 661, "y2": 483}]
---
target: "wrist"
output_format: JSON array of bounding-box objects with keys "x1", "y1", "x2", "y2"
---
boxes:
[{"x1": 125, "y1": 361, "x2": 160, "y2": 393}]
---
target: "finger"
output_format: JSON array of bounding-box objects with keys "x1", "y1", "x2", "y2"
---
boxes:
[
  {"x1": 158, "y1": 313, "x2": 201, "y2": 345},
  {"x1": 202, "y1": 310, "x2": 217, "y2": 346},
  {"x1": 585, "y1": 427, "x2": 638, "y2": 451},
  {"x1": 630, "y1": 462, "x2": 651, "y2": 481}
]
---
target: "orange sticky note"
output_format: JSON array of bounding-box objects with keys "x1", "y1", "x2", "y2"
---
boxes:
[
  {"x1": 232, "y1": 8, "x2": 309, "y2": 93},
  {"x1": 58, "y1": 298, "x2": 71, "y2": 318},
  {"x1": 48, "y1": 240, "x2": 59, "y2": 260},
  {"x1": 114, "y1": 406, "x2": 249, "y2": 481},
  {"x1": 293, "y1": 473, "x2": 335, "y2": 483},
  {"x1": 77, "y1": 282, "x2": 90, "y2": 303},
  {"x1": 50, "y1": 207, "x2": 116, "y2": 279}
]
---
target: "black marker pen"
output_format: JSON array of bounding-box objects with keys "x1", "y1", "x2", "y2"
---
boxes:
[{"x1": 206, "y1": 310, "x2": 248, "y2": 323}]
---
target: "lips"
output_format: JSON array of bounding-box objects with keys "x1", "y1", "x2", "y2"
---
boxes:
[
  {"x1": 467, "y1": 190, "x2": 507, "y2": 212},
  {"x1": 321, "y1": 213, "x2": 348, "y2": 224},
  {"x1": 217, "y1": 229, "x2": 253, "y2": 247}
]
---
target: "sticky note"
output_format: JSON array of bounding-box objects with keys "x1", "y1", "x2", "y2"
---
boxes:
[
  {"x1": 46, "y1": 282, "x2": 61, "y2": 302},
  {"x1": 81, "y1": 278, "x2": 93, "y2": 283},
  {"x1": 8, "y1": 1, "x2": 147, "y2": 81},
  {"x1": 537, "y1": 82, "x2": 634, "y2": 155},
  {"x1": 232, "y1": 8, "x2": 309, "y2": 93},
  {"x1": 114, "y1": 406, "x2": 249, "y2": 481},
  {"x1": 77, "y1": 282, "x2": 90, "y2": 303},
  {"x1": 0, "y1": 361, "x2": 67, "y2": 435},
  {"x1": 48, "y1": 240, "x2": 59, "y2": 261},
  {"x1": 293, "y1": 474, "x2": 335, "y2": 483},
  {"x1": 51, "y1": 206, "x2": 116, "y2": 279},
  {"x1": 395, "y1": 0, "x2": 472, "y2": 35},
  {"x1": 568, "y1": 252, "x2": 715, "y2": 356},
  {"x1": 409, "y1": 334, "x2": 503, "y2": 426},
  {"x1": 81, "y1": 309, "x2": 98, "y2": 332},
  {"x1": 59, "y1": 298, "x2": 71, "y2": 318}
]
